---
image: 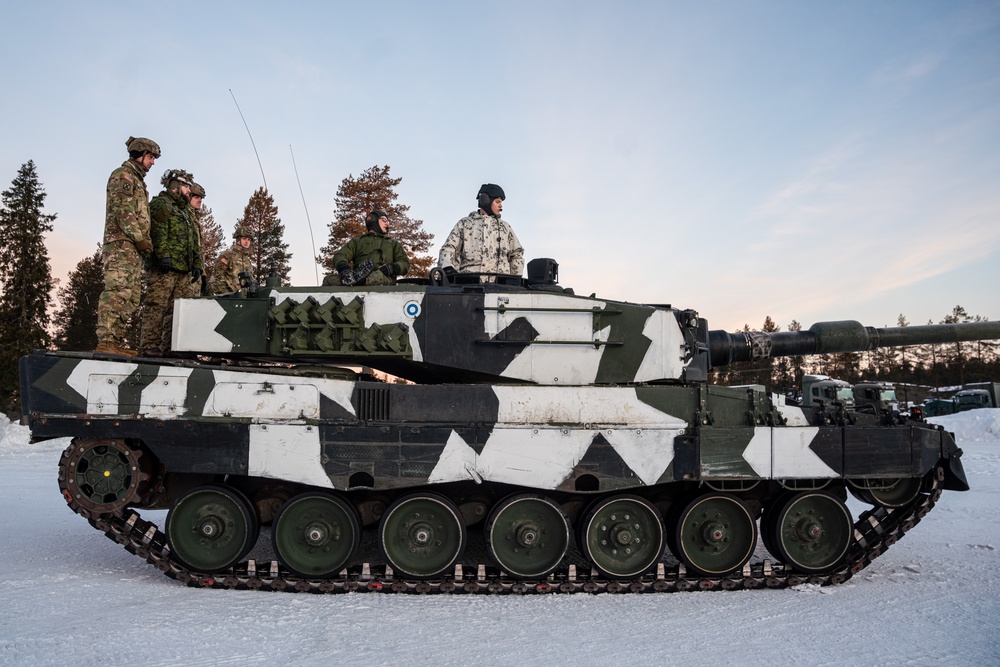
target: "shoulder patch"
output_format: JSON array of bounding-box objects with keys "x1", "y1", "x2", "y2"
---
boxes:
[{"x1": 219, "y1": 257, "x2": 229, "y2": 266}]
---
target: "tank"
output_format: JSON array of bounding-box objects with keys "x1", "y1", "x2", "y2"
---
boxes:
[{"x1": 18, "y1": 259, "x2": 997, "y2": 594}]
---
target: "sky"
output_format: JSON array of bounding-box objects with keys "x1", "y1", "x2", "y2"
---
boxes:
[{"x1": 1, "y1": 0, "x2": 998, "y2": 332}]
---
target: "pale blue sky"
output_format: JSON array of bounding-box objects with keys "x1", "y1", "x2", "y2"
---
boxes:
[{"x1": 2, "y1": 1, "x2": 998, "y2": 332}]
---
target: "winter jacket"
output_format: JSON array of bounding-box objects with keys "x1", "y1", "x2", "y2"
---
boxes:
[
  {"x1": 333, "y1": 232, "x2": 410, "y2": 277},
  {"x1": 149, "y1": 190, "x2": 203, "y2": 273},
  {"x1": 438, "y1": 211, "x2": 524, "y2": 275},
  {"x1": 104, "y1": 160, "x2": 151, "y2": 246}
]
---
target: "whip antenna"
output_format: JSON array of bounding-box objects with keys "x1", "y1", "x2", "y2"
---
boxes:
[
  {"x1": 229, "y1": 89, "x2": 268, "y2": 191},
  {"x1": 290, "y1": 144, "x2": 320, "y2": 284}
]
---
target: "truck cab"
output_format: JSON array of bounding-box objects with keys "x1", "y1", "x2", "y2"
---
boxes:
[
  {"x1": 853, "y1": 381, "x2": 898, "y2": 412},
  {"x1": 800, "y1": 374, "x2": 855, "y2": 409}
]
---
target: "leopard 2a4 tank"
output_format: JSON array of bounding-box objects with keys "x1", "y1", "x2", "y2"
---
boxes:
[{"x1": 18, "y1": 259, "x2": 995, "y2": 593}]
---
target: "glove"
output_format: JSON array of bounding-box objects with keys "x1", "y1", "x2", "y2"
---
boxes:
[
  {"x1": 379, "y1": 263, "x2": 398, "y2": 277},
  {"x1": 158, "y1": 257, "x2": 173, "y2": 273},
  {"x1": 238, "y1": 271, "x2": 252, "y2": 289},
  {"x1": 135, "y1": 238, "x2": 153, "y2": 255},
  {"x1": 200, "y1": 273, "x2": 208, "y2": 295},
  {"x1": 339, "y1": 269, "x2": 354, "y2": 285},
  {"x1": 190, "y1": 267, "x2": 203, "y2": 284}
]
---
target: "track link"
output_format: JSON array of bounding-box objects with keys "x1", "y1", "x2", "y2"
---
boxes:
[{"x1": 65, "y1": 467, "x2": 945, "y2": 595}]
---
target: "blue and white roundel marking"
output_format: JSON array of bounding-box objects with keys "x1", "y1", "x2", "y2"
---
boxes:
[{"x1": 404, "y1": 300, "x2": 421, "y2": 318}]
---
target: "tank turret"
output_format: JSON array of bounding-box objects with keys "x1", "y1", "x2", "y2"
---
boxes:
[{"x1": 171, "y1": 275, "x2": 1000, "y2": 386}]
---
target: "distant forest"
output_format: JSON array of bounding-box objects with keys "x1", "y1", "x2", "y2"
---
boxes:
[{"x1": 708, "y1": 307, "x2": 999, "y2": 393}]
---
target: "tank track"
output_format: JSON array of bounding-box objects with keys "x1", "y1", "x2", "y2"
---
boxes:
[{"x1": 61, "y1": 464, "x2": 945, "y2": 595}]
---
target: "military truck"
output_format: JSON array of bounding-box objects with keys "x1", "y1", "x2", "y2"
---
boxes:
[
  {"x1": 18, "y1": 260, "x2": 1000, "y2": 594},
  {"x1": 953, "y1": 382, "x2": 999, "y2": 412},
  {"x1": 852, "y1": 380, "x2": 898, "y2": 413},
  {"x1": 799, "y1": 374, "x2": 855, "y2": 409}
]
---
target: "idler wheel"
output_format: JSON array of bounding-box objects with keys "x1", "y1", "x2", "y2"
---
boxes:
[
  {"x1": 166, "y1": 485, "x2": 260, "y2": 573},
  {"x1": 60, "y1": 438, "x2": 150, "y2": 513},
  {"x1": 378, "y1": 493, "x2": 466, "y2": 579},
  {"x1": 769, "y1": 490, "x2": 853, "y2": 574},
  {"x1": 580, "y1": 495, "x2": 665, "y2": 579},
  {"x1": 485, "y1": 494, "x2": 571, "y2": 579},
  {"x1": 669, "y1": 492, "x2": 757, "y2": 576},
  {"x1": 272, "y1": 492, "x2": 360, "y2": 578},
  {"x1": 848, "y1": 477, "x2": 923, "y2": 509}
]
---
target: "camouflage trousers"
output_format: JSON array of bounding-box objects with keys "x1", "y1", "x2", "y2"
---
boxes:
[
  {"x1": 140, "y1": 270, "x2": 200, "y2": 352},
  {"x1": 95, "y1": 240, "x2": 144, "y2": 348},
  {"x1": 321, "y1": 270, "x2": 395, "y2": 286}
]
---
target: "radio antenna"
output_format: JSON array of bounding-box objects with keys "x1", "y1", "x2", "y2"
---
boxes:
[
  {"x1": 229, "y1": 89, "x2": 268, "y2": 191},
  {"x1": 290, "y1": 144, "x2": 320, "y2": 284}
]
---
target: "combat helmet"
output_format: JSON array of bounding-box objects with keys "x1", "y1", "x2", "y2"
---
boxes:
[
  {"x1": 191, "y1": 182, "x2": 206, "y2": 198},
  {"x1": 160, "y1": 169, "x2": 194, "y2": 189},
  {"x1": 126, "y1": 136, "x2": 160, "y2": 158}
]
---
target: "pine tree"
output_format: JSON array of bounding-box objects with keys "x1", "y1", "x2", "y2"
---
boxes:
[
  {"x1": 236, "y1": 188, "x2": 292, "y2": 284},
  {"x1": 0, "y1": 160, "x2": 55, "y2": 412},
  {"x1": 318, "y1": 165, "x2": 434, "y2": 278},
  {"x1": 198, "y1": 205, "x2": 225, "y2": 285},
  {"x1": 52, "y1": 247, "x2": 103, "y2": 351}
]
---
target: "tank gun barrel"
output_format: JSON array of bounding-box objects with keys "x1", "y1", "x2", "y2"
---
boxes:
[{"x1": 708, "y1": 319, "x2": 1000, "y2": 367}]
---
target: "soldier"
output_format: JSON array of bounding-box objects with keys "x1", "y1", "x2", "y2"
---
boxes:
[
  {"x1": 189, "y1": 182, "x2": 208, "y2": 294},
  {"x1": 322, "y1": 210, "x2": 410, "y2": 286},
  {"x1": 211, "y1": 228, "x2": 254, "y2": 294},
  {"x1": 140, "y1": 169, "x2": 203, "y2": 356},
  {"x1": 95, "y1": 136, "x2": 160, "y2": 355},
  {"x1": 438, "y1": 183, "x2": 524, "y2": 278}
]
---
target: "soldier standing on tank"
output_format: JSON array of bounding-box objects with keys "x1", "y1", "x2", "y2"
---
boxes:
[
  {"x1": 140, "y1": 169, "x2": 203, "y2": 356},
  {"x1": 322, "y1": 210, "x2": 410, "y2": 286},
  {"x1": 95, "y1": 136, "x2": 160, "y2": 356},
  {"x1": 211, "y1": 227, "x2": 254, "y2": 294},
  {"x1": 438, "y1": 183, "x2": 524, "y2": 279},
  {"x1": 189, "y1": 182, "x2": 209, "y2": 295}
]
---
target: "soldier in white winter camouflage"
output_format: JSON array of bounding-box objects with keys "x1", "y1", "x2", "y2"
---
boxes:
[
  {"x1": 95, "y1": 136, "x2": 160, "y2": 356},
  {"x1": 438, "y1": 183, "x2": 523, "y2": 279}
]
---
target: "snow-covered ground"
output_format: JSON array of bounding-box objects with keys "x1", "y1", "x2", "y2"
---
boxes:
[{"x1": 1, "y1": 411, "x2": 998, "y2": 667}]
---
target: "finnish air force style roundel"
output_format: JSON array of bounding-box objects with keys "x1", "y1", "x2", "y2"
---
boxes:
[{"x1": 404, "y1": 300, "x2": 421, "y2": 318}]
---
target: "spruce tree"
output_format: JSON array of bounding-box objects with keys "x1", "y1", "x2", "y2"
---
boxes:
[
  {"x1": 52, "y1": 247, "x2": 103, "y2": 351},
  {"x1": 318, "y1": 165, "x2": 434, "y2": 278},
  {"x1": 198, "y1": 205, "x2": 225, "y2": 285},
  {"x1": 235, "y1": 188, "x2": 292, "y2": 284},
  {"x1": 0, "y1": 160, "x2": 55, "y2": 412}
]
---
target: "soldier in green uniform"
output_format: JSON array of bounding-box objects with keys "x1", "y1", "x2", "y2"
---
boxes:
[
  {"x1": 322, "y1": 210, "x2": 409, "y2": 286},
  {"x1": 189, "y1": 182, "x2": 208, "y2": 295},
  {"x1": 95, "y1": 136, "x2": 160, "y2": 356},
  {"x1": 140, "y1": 169, "x2": 203, "y2": 356},
  {"x1": 211, "y1": 227, "x2": 254, "y2": 294}
]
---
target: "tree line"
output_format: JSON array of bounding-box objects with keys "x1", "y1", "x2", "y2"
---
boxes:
[{"x1": 0, "y1": 162, "x2": 433, "y2": 414}]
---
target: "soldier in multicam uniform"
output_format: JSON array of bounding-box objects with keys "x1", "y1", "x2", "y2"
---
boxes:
[
  {"x1": 322, "y1": 210, "x2": 410, "y2": 286},
  {"x1": 95, "y1": 136, "x2": 160, "y2": 356},
  {"x1": 438, "y1": 183, "x2": 524, "y2": 279},
  {"x1": 140, "y1": 169, "x2": 203, "y2": 356},
  {"x1": 211, "y1": 227, "x2": 254, "y2": 294}
]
